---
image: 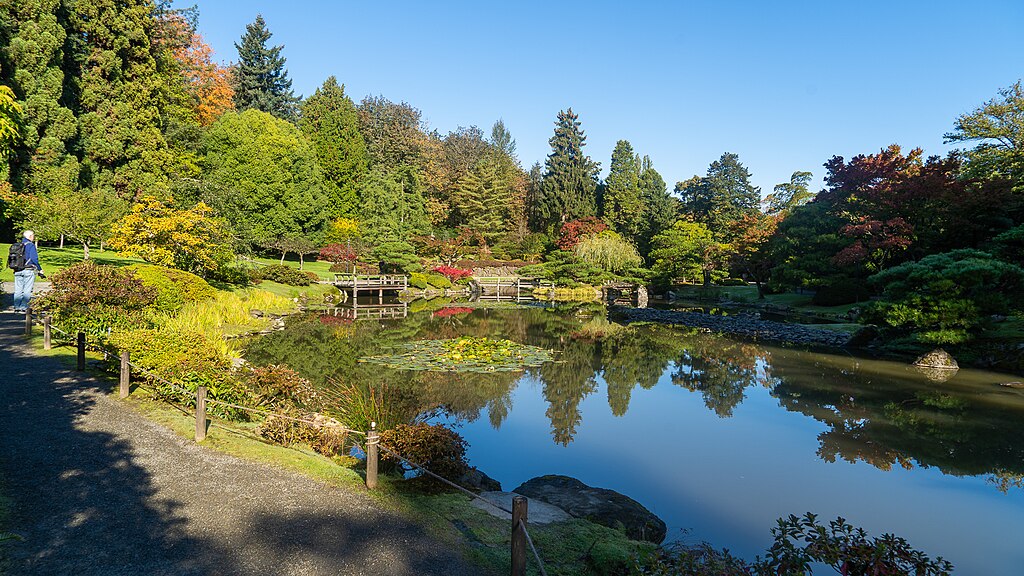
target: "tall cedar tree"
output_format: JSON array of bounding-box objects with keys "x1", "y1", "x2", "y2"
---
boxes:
[
  {"x1": 676, "y1": 152, "x2": 760, "y2": 239},
  {"x1": 537, "y1": 108, "x2": 600, "y2": 230},
  {"x1": 638, "y1": 156, "x2": 676, "y2": 256},
  {"x1": 300, "y1": 77, "x2": 368, "y2": 218},
  {"x1": 602, "y1": 140, "x2": 645, "y2": 239},
  {"x1": 233, "y1": 15, "x2": 299, "y2": 121}
]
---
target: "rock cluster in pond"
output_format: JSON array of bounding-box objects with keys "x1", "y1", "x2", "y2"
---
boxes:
[
  {"x1": 513, "y1": 475, "x2": 667, "y2": 544},
  {"x1": 458, "y1": 467, "x2": 502, "y2": 492},
  {"x1": 913, "y1": 348, "x2": 960, "y2": 382},
  {"x1": 612, "y1": 306, "x2": 851, "y2": 348}
]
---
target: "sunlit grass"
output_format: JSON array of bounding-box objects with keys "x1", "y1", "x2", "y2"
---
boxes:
[{"x1": 156, "y1": 289, "x2": 297, "y2": 354}]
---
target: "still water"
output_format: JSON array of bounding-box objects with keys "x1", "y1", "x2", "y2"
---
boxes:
[{"x1": 246, "y1": 301, "x2": 1024, "y2": 574}]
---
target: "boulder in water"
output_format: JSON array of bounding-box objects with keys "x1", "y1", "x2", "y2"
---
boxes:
[
  {"x1": 513, "y1": 475, "x2": 666, "y2": 543},
  {"x1": 913, "y1": 348, "x2": 959, "y2": 370}
]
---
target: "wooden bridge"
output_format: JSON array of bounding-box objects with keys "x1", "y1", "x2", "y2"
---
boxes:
[
  {"x1": 322, "y1": 302, "x2": 409, "y2": 320},
  {"x1": 472, "y1": 276, "x2": 552, "y2": 301},
  {"x1": 329, "y1": 274, "x2": 408, "y2": 299}
]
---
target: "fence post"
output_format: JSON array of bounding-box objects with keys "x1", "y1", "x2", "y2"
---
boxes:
[
  {"x1": 366, "y1": 422, "x2": 378, "y2": 490},
  {"x1": 194, "y1": 386, "x2": 207, "y2": 442},
  {"x1": 76, "y1": 332, "x2": 86, "y2": 371},
  {"x1": 511, "y1": 495, "x2": 528, "y2": 576},
  {"x1": 23, "y1": 309, "x2": 32, "y2": 335},
  {"x1": 43, "y1": 315, "x2": 51, "y2": 350},
  {"x1": 119, "y1": 351, "x2": 130, "y2": 399}
]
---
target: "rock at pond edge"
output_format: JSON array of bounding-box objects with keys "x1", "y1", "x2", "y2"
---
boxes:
[{"x1": 513, "y1": 474, "x2": 667, "y2": 544}]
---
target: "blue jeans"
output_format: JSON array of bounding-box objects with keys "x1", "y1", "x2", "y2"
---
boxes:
[{"x1": 13, "y1": 269, "x2": 36, "y2": 311}]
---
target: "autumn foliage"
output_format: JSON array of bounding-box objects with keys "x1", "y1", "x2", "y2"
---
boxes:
[
  {"x1": 167, "y1": 16, "x2": 235, "y2": 126},
  {"x1": 556, "y1": 217, "x2": 609, "y2": 250}
]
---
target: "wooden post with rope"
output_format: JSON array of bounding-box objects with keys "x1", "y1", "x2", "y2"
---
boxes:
[
  {"x1": 511, "y1": 495, "x2": 528, "y2": 576},
  {"x1": 76, "y1": 332, "x2": 85, "y2": 371},
  {"x1": 43, "y1": 315, "x2": 51, "y2": 350},
  {"x1": 366, "y1": 422, "x2": 379, "y2": 489},
  {"x1": 195, "y1": 386, "x2": 207, "y2": 442},
  {"x1": 119, "y1": 351, "x2": 130, "y2": 399},
  {"x1": 24, "y1": 310, "x2": 31, "y2": 335}
]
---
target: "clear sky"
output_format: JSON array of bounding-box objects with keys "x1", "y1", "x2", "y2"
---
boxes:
[{"x1": 178, "y1": 0, "x2": 1024, "y2": 195}]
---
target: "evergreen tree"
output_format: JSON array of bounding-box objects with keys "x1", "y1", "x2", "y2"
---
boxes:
[
  {"x1": 764, "y1": 170, "x2": 814, "y2": 216},
  {"x1": 676, "y1": 152, "x2": 760, "y2": 238},
  {"x1": 638, "y1": 156, "x2": 676, "y2": 256},
  {"x1": 232, "y1": 14, "x2": 299, "y2": 121},
  {"x1": 601, "y1": 140, "x2": 645, "y2": 239},
  {"x1": 455, "y1": 156, "x2": 513, "y2": 245},
  {"x1": 300, "y1": 76, "x2": 368, "y2": 218},
  {"x1": 537, "y1": 108, "x2": 600, "y2": 230},
  {"x1": 358, "y1": 166, "x2": 430, "y2": 246},
  {"x1": 526, "y1": 161, "x2": 544, "y2": 231},
  {"x1": 490, "y1": 118, "x2": 516, "y2": 157}
]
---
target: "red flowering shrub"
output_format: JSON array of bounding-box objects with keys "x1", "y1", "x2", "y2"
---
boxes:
[
  {"x1": 431, "y1": 265, "x2": 473, "y2": 281},
  {"x1": 556, "y1": 217, "x2": 609, "y2": 250},
  {"x1": 432, "y1": 307, "x2": 474, "y2": 318},
  {"x1": 319, "y1": 243, "x2": 359, "y2": 263}
]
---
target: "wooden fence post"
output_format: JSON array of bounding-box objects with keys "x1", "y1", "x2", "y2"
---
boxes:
[
  {"x1": 76, "y1": 332, "x2": 85, "y2": 371},
  {"x1": 365, "y1": 422, "x2": 378, "y2": 490},
  {"x1": 511, "y1": 495, "x2": 528, "y2": 576},
  {"x1": 23, "y1": 310, "x2": 32, "y2": 335},
  {"x1": 43, "y1": 315, "x2": 51, "y2": 350},
  {"x1": 119, "y1": 351, "x2": 130, "y2": 399},
  {"x1": 194, "y1": 386, "x2": 207, "y2": 442}
]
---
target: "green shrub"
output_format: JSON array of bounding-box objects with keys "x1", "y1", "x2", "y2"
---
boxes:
[
  {"x1": 255, "y1": 264, "x2": 315, "y2": 286},
  {"x1": 811, "y1": 281, "x2": 872, "y2": 306},
  {"x1": 36, "y1": 262, "x2": 158, "y2": 344},
  {"x1": 207, "y1": 263, "x2": 257, "y2": 287},
  {"x1": 379, "y1": 423, "x2": 469, "y2": 483},
  {"x1": 127, "y1": 264, "x2": 216, "y2": 313},
  {"x1": 409, "y1": 272, "x2": 429, "y2": 289},
  {"x1": 863, "y1": 249, "x2": 1024, "y2": 344},
  {"x1": 425, "y1": 272, "x2": 451, "y2": 289},
  {"x1": 240, "y1": 364, "x2": 323, "y2": 411},
  {"x1": 108, "y1": 327, "x2": 237, "y2": 401},
  {"x1": 720, "y1": 278, "x2": 748, "y2": 287}
]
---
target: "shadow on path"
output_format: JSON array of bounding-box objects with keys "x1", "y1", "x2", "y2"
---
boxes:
[{"x1": 0, "y1": 316, "x2": 477, "y2": 575}]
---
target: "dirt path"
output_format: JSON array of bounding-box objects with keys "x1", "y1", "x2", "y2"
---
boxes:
[{"x1": 0, "y1": 315, "x2": 476, "y2": 575}]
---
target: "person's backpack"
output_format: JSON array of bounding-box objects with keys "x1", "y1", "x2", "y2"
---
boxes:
[{"x1": 7, "y1": 241, "x2": 26, "y2": 271}]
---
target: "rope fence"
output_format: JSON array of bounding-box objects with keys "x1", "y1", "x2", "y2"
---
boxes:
[{"x1": 25, "y1": 309, "x2": 548, "y2": 576}]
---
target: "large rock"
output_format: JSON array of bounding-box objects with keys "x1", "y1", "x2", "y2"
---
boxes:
[
  {"x1": 914, "y1": 348, "x2": 959, "y2": 369},
  {"x1": 513, "y1": 475, "x2": 666, "y2": 544}
]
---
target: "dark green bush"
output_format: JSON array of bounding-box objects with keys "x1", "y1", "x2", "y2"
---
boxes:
[
  {"x1": 811, "y1": 281, "x2": 873, "y2": 306},
  {"x1": 127, "y1": 264, "x2": 216, "y2": 313},
  {"x1": 720, "y1": 277, "x2": 749, "y2": 286},
  {"x1": 255, "y1": 264, "x2": 315, "y2": 286},
  {"x1": 863, "y1": 249, "x2": 1024, "y2": 344}
]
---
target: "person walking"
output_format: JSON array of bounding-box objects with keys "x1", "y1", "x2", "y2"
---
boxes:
[{"x1": 9, "y1": 230, "x2": 45, "y2": 313}]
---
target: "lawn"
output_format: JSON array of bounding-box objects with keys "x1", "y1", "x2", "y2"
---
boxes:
[
  {"x1": 250, "y1": 254, "x2": 336, "y2": 280},
  {"x1": 0, "y1": 243, "x2": 143, "y2": 281},
  {"x1": 669, "y1": 283, "x2": 863, "y2": 316}
]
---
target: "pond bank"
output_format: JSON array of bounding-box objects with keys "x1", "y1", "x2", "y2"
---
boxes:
[{"x1": 612, "y1": 306, "x2": 853, "y2": 348}]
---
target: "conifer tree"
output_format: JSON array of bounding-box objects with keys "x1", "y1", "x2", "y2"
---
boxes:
[
  {"x1": 676, "y1": 152, "x2": 760, "y2": 238},
  {"x1": 602, "y1": 140, "x2": 645, "y2": 239},
  {"x1": 233, "y1": 15, "x2": 299, "y2": 121},
  {"x1": 300, "y1": 77, "x2": 368, "y2": 218},
  {"x1": 638, "y1": 156, "x2": 676, "y2": 256},
  {"x1": 536, "y1": 108, "x2": 600, "y2": 230},
  {"x1": 455, "y1": 156, "x2": 513, "y2": 245}
]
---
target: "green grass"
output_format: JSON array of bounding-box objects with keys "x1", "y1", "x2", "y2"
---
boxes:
[
  {"x1": 255, "y1": 279, "x2": 339, "y2": 300},
  {"x1": 0, "y1": 243, "x2": 143, "y2": 281},
  {"x1": 251, "y1": 254, "x2": 337, "y2": 280},
  {"x1": 670, "y1": 283, "x2": 862, "y2": 316}
]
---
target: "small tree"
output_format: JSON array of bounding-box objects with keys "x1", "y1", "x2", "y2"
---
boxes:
[
  {"x1": 650, "y1": 220, "x2": 730, "y2": 286},
  {"x1": 319, "y1": 243, "x2": 358, "y2": 273},
  {"x1": 556, "y1": 216, "x2": 609, "y2": 250},
  {"x1": 263, "y1": 234, "x2": 320, "y2": 269},
  {"x1": 573, "y1": 231, "x2": 642, "y2": 274},
  {"x1": 108, "y1": 197, "x2": 233, "y2": 275}
]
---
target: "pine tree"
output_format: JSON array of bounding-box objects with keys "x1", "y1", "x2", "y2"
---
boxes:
[
  {"x1": 455, "y1": 156, "x2": 513, "y2": 245},
  {"x1": 233, "y1": 15, "x2": 299, "y2": 121},
  {"x1": 602, "y1": 140, "x2": 645, "y2": 239},
  {"x1": 676, "y1": 152, "x2": 761, "y2": 238},
  {"x1": 636, "y1": 156, "x2": 676, "y2": 255},
  {"x1": 490, "y1": 119, "x2": 516, "y2": 157},
  {"x1": 536, "y1": 108, "x2": 600, "y2": 230},
  {"x1": 300, "y1": 77, "x2": 368, "y2": 218}
]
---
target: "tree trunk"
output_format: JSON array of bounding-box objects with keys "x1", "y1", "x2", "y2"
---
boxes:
[
  {"x1": 59, "y1": 234, "x2": 65, "y2": 249},
  {"x1": 755, "y1": 280, "x2": 765, "y2": 300},
  {"x1": 279, "y1": 252, "x2": 286, "y2": 265},
  {"x1": 83, "y1": 242, "x2": 90, "y2": 260},
  {"x1": 99, "y1": 241, "x2": 105, "y2": 252},
  {"x1": 703, "y1": 270, "x2": 711, "y2": 287},
  {"x1": 299, "y1": 253, "x2": 304, "y2": 270}
]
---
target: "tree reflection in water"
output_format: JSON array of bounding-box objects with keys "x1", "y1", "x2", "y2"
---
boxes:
[{"x1": 245, "y1": 304, "x2": 1024, "y2": 491}]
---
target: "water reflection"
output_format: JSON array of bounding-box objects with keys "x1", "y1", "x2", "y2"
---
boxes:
[{"x1": 244, "y1": 303, "x2": 1024, "y2": 490}]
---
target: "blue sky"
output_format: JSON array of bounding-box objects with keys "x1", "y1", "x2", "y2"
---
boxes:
[{"x1": 179, "y1": 0, "x2": 1024, "y2": 195}]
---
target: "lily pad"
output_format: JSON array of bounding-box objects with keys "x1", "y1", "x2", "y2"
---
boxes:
[{"x1": 359, "y1": 336, "x2": 555, "y2": 372}]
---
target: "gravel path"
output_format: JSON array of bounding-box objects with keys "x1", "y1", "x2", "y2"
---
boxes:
[{"x1": 0, "y1": 315, "x2": 477, "y2": 576}]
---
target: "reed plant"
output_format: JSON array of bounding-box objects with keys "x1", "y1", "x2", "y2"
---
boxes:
[{"x1": 156, "y1": 289, "x2": 297, "y2": 352}]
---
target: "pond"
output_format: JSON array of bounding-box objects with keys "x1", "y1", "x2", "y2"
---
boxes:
[{"x1": 246, "y1": 300, "x2": 1024, "y2": 575}]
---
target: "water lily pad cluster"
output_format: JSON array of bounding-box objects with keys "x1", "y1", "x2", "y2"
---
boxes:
[{"x1": 359, "y1": 336, "x2": 555, "y2": 372}]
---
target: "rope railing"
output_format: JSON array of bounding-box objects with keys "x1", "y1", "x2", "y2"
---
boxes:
[{"x1": 27, "y1": 310, "x2": 546, "y2": 576}]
